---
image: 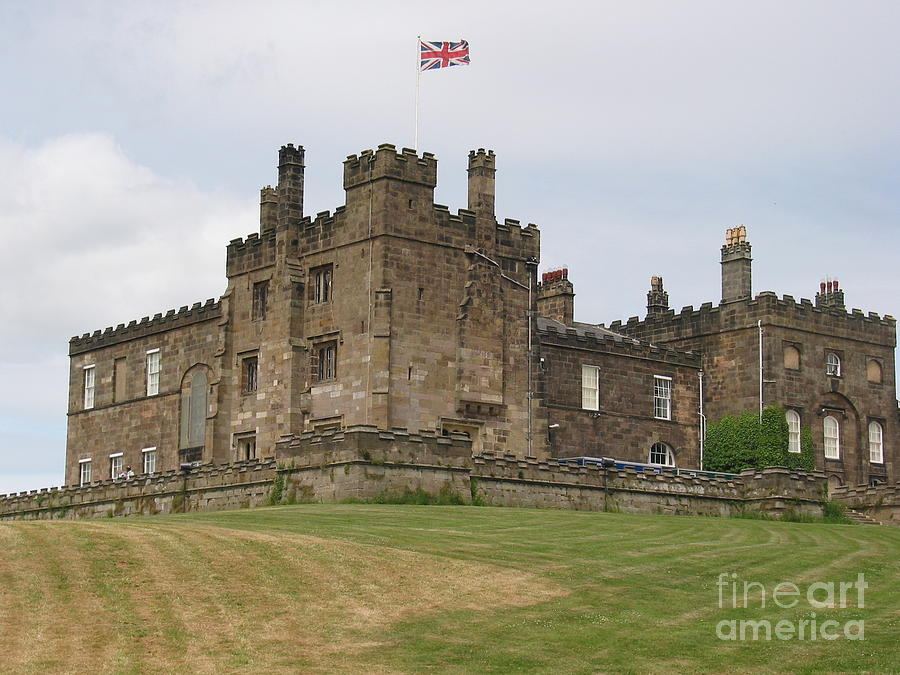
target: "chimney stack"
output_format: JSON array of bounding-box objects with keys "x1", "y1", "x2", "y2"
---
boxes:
[
  {"x1": 720, "y1": 225, "x2": 752, "y2": 303},
  {"x1": 647, "y1": 276, "x2": 669, "y2": 316},
  {"x1": 816, "y1": 278, "x2": 846, "y2": 311},
  {"x1": 537, "y1": 268, "x2": 575, "y2": 325}
]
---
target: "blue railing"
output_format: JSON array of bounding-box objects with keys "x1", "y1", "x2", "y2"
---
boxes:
[{"x1": 556, "y1": 456, "x2": 738, "y2": 480}]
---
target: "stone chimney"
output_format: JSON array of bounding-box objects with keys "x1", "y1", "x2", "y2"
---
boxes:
[
  {"x1": 537, "y1": 268, "x2": 574, "y2": 325},
  {"x1": 721, "y1": 225, "x2": 752, "y2": 303},
  {"x1": 816, "y1": 279, "x2": 846, "y2": 311},
  {"x1": 647, "y1": 276, "x2": 669, "y2": 316}
]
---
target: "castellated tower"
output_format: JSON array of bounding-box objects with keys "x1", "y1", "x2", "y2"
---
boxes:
[{"x1": 64, "y1": 143, "x2": 545, "y2": 485}]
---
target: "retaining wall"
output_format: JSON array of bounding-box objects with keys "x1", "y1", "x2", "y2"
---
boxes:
[
  {"x1": 1, "y1": 427, "x2": 827, "y2": 521},
  {"x1": 831, "y1": 482, "x2": 900, "y2": 526}
]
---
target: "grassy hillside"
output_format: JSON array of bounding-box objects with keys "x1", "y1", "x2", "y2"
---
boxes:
[{"x1": 1, "y1": 505, "x2": 898, "y2": 674}]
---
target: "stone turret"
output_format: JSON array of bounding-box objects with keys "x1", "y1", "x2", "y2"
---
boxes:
[
  {"x1": 721, "y1": 225, "x2": 752, "y2": 303},
  {"x1": 259, "y1": 186, "x2": 277, "y2": 233},
  {"x1": 277, "y1": 144, "x2": 305, "y2": 230},
  {"x1": 468, "y1": 148, "x2": 497, "y2": 252}
]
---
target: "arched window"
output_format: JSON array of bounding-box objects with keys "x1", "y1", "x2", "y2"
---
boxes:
[
  {"x1": 867, "y1": 359, "x2": 883, "y2": 384},
  {"x1": 786, "y1": 410, "x2": 801, "y2": 453},
  {"x1": 825, "y1": 352, "x2": 841, "y2": 377},
  {"x1": 868, "y1": 421, "x2": 884, "y2": 464},
  {"x1": 649, "y1": 442, "x2": 674, "y2": 467},
  {"x1": 823, "y1": 416, "x2": 840, "y2": 459},
  {"x1": 180, "y1": 368, "x2": 208, "y2": 462},
  {"x1": 783, "y1": 345, "x2": 800, "y2": 370}
]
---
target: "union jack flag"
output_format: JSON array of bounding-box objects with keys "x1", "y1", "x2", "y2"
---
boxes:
[{"x1": 419, "y1": 40, "x2": 470, "y2": 71}]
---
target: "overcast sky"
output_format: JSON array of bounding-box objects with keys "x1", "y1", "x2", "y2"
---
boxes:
[{"x1": 1, "y1": 0, "x2": 898, "y2": 494}]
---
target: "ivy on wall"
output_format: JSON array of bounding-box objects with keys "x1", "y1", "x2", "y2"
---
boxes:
[{"x1": 705, "y1": 405, "x2": 815, "y2": 473}]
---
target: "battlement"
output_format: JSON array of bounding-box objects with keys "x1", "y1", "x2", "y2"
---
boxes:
[
  {"x1": 343, "y1": 144, "x2": 437, "y2": 191},
  {"x1": 606, "y1": 291, "x2": 896, "y2": 345},
  {"x1": 226, "y1": 227, "x2": 278, "y2": 277},
  {"x1": 69, "y1": 298, "x2": 221, "y2": 355},
  {"x1": 538, "y1": 320, "x2": 701, "y2": 367}
]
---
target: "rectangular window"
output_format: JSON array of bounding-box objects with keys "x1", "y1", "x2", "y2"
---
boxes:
[
  {"x1": 252, "y1": 280, "x2": 268, "y2": 320},
  {"x1": 313, "y1": 265, "x2": 333, "y2": 304},
  {"x1": 83, "y1": 365, "x2": 95, "y2": 409},
  {"x1": 146, "y1": 349, "x2": 160, "y2": 396},
  {"x1": 142, "y1": 446, "x2": 157, "y2": 474},
  {"x1": 316, "y1": 342, "x2": 337, "y2": 381},
  {"x1": 581, "y1": 365, "x2": 599, "y2": 411},
  {"x1": 869, "y1": 422, "x2": 884, "y2": 464},
  {"x1": 235, "y1": 434, "x2": 257, "y2": 461},
  {"x1": 113, "y1": 357, "x2": 127, "y2": 403},
  {"x1": 79, "y1": 459, "x2": 92, "y2": 486},
  {"x1": 654, "y1": 376, "x2": 672, "y2": 420},
  {"x1": 242, "y1": 355, "x2": 259, "y2": 394},
  {"x1": 824, "y1": 416, "x2": 840, "y2": 459},
  {"x1": 110, "y1": 453, "x2": 123, "y2": 479}
]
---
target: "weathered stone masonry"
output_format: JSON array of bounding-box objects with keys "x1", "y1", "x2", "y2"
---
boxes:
[
  {"x1": 56, "y1": 142, "x2": 899, "y2": 511},
  {"x1": 4, "y1": 428, "x2": 827, "y2": 521}
]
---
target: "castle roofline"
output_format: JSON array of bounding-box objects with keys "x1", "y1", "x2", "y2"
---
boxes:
[
  {"x1": 69, "y1": 298, "x2": 222, "y2": 355},
  {"x1": 537, "y1": 316, "x2": 700, "y2": 366}
]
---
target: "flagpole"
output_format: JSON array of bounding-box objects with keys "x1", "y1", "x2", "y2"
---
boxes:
[{"x1": 414, "y1": 35, "x2": 421, "y2": 150}]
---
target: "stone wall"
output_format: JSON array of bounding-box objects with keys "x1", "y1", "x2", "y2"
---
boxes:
[
  {"x1": 609, "y1": 291, "x2": 897, "y2": 486},
  {"x1": 1, "y1": 459, "x2": 276, "y2": 521},
  {"x1": 831, "y1": 482, "x2": 900, "y2": 526},
  {"x1": 539, "y1": 323, "x2": 701, "y2": 467},
  {"x1": 11, "y1": 433, "x2": 827, "y2": 523}
]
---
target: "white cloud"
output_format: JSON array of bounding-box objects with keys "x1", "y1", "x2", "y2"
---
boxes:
[{"x1": 0, "y1": 133, "x2": 255, "y2": 489}]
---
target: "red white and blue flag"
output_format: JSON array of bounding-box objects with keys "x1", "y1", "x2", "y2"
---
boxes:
[{"x1": 419, "y1": 40, "x2": 470, "y2": 71}]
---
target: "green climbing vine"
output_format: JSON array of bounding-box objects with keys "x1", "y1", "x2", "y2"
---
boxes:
[{"x1": 705, "y1": 405, "x2": 815, "y2": 473}]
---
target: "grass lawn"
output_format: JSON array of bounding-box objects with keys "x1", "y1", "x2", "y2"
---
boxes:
[{"x1": 1, "y1": 505, "x2": 897, "y2": 673}]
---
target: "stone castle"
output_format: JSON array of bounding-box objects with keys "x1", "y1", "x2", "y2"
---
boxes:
[{"x1": 64, "y1": 143, "x2": 897, "y2": 491}]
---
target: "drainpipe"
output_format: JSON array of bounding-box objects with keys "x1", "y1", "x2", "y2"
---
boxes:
[
  {"x1": 758, "y1": 320, "x2": 764, "y2": 422},
  {"x1": 699, "y1": 370, "x2": 706, "y2": 471}
]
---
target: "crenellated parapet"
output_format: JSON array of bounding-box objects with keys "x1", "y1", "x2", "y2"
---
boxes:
[
  {"x1": 538, "y1": 320, "x2": 701, "y2": 368},
  {"x1": 226, "y1": 228, "x2": 278, "y2": 277},
  {"x1": 607, "y1": 292, "x2": 896, "y2": 346},
  {"x1": 69, "y1": 298, "x2": 221, "y2": 355},
  {"x1": 343, "y1": 144, "x2": 437, "y2": 192}
]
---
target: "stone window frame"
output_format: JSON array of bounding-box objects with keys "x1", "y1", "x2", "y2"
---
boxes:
[
  {"x1": 234, "y1": 431, "x2": 257, "y2": 461},
  {"x1": 825, "y1": 351, "x2": 842, "y2": 377},
  {"x1": 785, "y1": 409, "x2": 802, "y2": 453},
  {"x1": 83, "y1": 364, "x2": 96, "y2": 410},
  {"x1": 78, "y1": 458, "x2": 92, "y2": 486},
  {"x1": 581, "y1": 364, "x2": 600, "y2": 411},
  {"x1": 241, "y1": 352, "x2": 259, "y2": 394},
  {"x1": 311, "y1": 264, "x2": 333, "y2": 304},
  {"x1": 109, "y1": 452, "x2": 124, "y2": 479},
  {"x1": 866, "y1": 358, "x2": 884, "y2": 384},
  {"x1": 251, "y1": 279, "x2": 269, "y2": 321},
  {"x1": 146, "y1": 348, "x2": 161, "y2": 396},
  {"x1": 868, "y1": 420, "x2": 884, "y2": 464},
  {"x1": 142, "y1": 446, "x2": 157, "y2": 475},
  {"x1": 315, "y1": 341, "x2": 337, "y2": 382},
  {"x1": 823, "y1": 415, "x2": 841, "y2": 459},
  {"x1": 113, "y1": 356, "x2": 127, "y2": 403},
  {"x1": 782, "y1": 342, "x2": 801, "y2": 371},
  {"x1": 648, "y1": 442, "x2": 675, "y2": 467},
  {"x1": 653, "y1": 375, "x2": 672, "y2": 421}
]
